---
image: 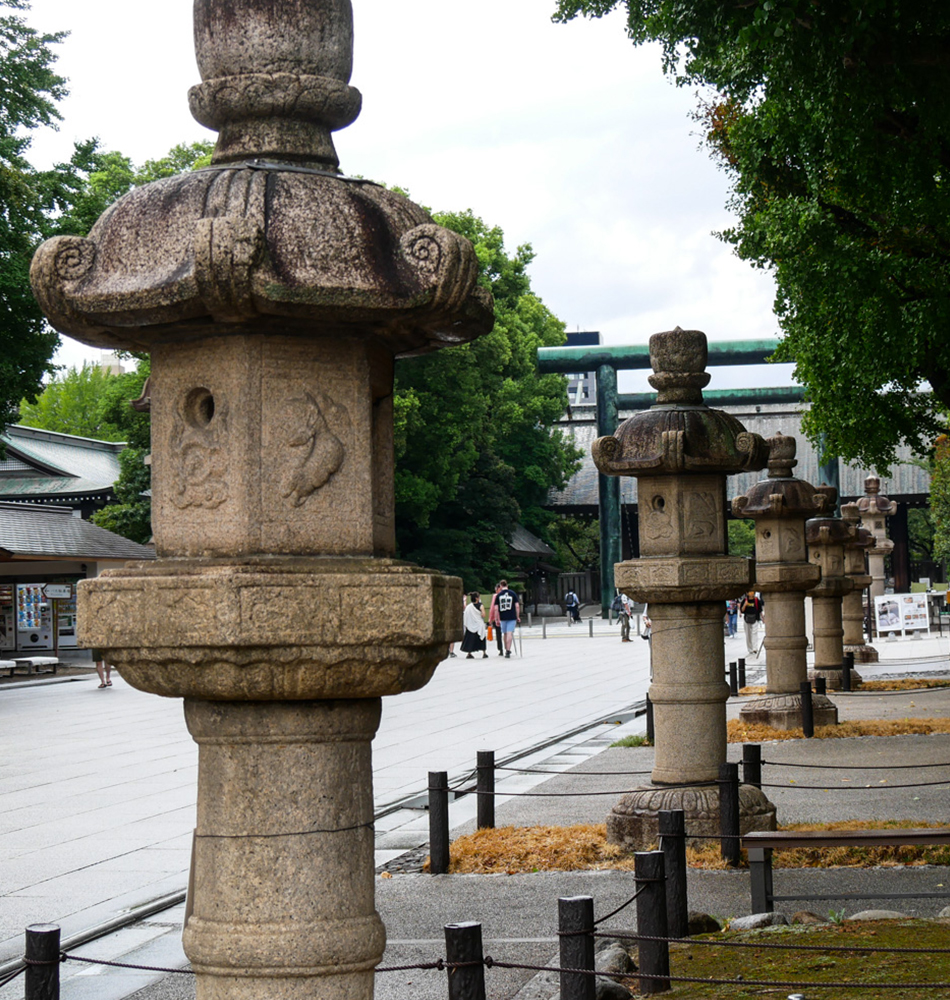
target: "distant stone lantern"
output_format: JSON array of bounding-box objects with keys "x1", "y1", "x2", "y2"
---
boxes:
[
  {"x1": 731, "y1": 434, "x2": 837, "y2": 729},
  {"x1": 840, "y1": 501, "x2": 876, "y2": 663},
  {"x1": 30, "y1": 3, "x2": 492, "y2": 999},
  {"x1": 856, "y1": 476, "x2": 898, "y2": 626},
  {"x1": 806, "y1": 497, "x2": 862, "y2": 690},
  {"x1": 592, "y1": 327, "x2": 776, "y2": 847}
]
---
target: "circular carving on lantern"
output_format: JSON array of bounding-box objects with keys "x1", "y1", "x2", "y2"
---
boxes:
[{"x1": 54, "y1": 238, "x2": 96, "y2": 281}]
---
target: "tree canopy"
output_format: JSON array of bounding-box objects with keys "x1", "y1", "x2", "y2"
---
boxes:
[
  {"x1": 394, "y1": 210, "x2": 580, "y2": 590},
  {"x1": 0, "y1": 0, "x2": 68, "y2": 431},
  {"x1": 554, "y1": 0, "x2": 950, "y2": 472}
]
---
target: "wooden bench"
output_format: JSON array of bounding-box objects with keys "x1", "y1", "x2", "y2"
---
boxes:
[{"x1": 742, "y1": 828, "x2": 950, "y2": 913}]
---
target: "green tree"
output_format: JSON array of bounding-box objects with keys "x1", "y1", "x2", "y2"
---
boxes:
[
  {"x1": 88, "y1": 357, "x2": 151, "y2": 544},
  {"x1": 728, "y1": 518, "x2": 756, "y2": 558},
  {"x1": 394, "y1": 211, "x2": 581, "y2": 589},
  {"x1": 18, "y1": 363, "x2": 128, "y2": 439},
  {"x1": 0, "y1": 0, "x2": 69, "y2": 431},
  {"x1": 554, "y1": 0, "x2": 950, "y2": 472}
]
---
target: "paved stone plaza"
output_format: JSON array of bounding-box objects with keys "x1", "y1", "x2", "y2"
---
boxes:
[{"x1": 0, "y1": 622, "x2": 653, "y2": 958}]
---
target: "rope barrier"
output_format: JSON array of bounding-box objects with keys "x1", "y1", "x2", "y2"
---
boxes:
[
  {"x1": 592, "y1": 880, "x2": 655, "y2": 926},
  {"x1": 762, "y1": 757, "x2": 950, "y2": 771},
  {"x1": 429, "y1": 780, "x2": 717, "y2": 798},
  {"x1": 592, "y1": 930, "x2": 950, "y2": 955},
  {"x1": 61, "y1": 953, "x2": 195, "y2": 975},
  {"x1": 0, "y1": 966, "x2": 26, "y2": 989},
  {"x1": 758, "y1": 777, "x2": 950, "y2": 790},
  {"x1": 495, "y1": 765, "x2": 654, "y2": 776}
]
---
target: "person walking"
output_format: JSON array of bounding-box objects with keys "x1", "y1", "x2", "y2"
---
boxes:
[
  {"x1": 488, "y1": 582, "x2": 504, "y2": 656},
  {"x1": 739, "y1": 590, "x2": 764, "y2": 658},
  {"x1": 93, "y1": 649, "x2": 112, "y2": 688},
  {"x1": 460, "y1": 592, "x2": 489, "y2": 659},
  {"x1": 726, "y1": 599, "x2": 738, "y2": 638},
  {"x1": 619, "y1": 592, "x2": 632, "y2": 642},
  {"x1": 496, "y1": 579, "x2": 520, "y2": 658}
]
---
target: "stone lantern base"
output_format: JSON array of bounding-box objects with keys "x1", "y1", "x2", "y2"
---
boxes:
[
  {"x1": 845, "y1": 642, "x2": 880, "y2": 664},
  {"x1": 739, "y1": 692, "x2": 838, "y2": 731},
  {"x1": 809, "y1": 666, "x2": 863, "y2": 691},
  {"x1": 606, "y1": 784, "x2": 776, "y2": 851}
]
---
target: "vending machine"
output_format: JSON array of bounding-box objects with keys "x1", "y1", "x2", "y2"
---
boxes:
[
  {"x1": 16, "y1": 583, "x2": 53, "y2": 650},
  {"x1": 0, "y1": 585, "x2": 14, "y2": 652},
  {"x1": 56, "y1": 597, "x2": 78, "y2": 649}
]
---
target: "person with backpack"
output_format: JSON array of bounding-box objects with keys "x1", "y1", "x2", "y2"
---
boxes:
[
  {"x1": 739, "y1": 590, "x2": 764, "y2": 658},
  {"x1": 565, "y1": 589, "x2": 580, "y2": 624}
]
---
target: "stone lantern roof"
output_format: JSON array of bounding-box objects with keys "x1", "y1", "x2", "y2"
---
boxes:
[
  {"x1": 731, "y1": 433, "x2": 829, "y2": 520},
  {"x1": 30, "y1": 0, "x2": 492, "y2": 357},
  {"x1": 592, "y1": 328, "x2": 770, "y2": 477},
  {"x1": 855, "y1": 476, "x2": 898, "y2": 516}
]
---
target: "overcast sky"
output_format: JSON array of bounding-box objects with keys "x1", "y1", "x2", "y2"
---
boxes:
[{"x1": 25, "y1": 0, "x2": 793, "y2": 393}]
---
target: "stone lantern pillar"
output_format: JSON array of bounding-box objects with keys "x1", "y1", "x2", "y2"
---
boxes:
[
  {"x1": 840, "y1": 501, "x2": 876, "y2": 663},
  {"x1": 592, "y1": 328, "x2": 776, "y2": 848},
  {"x1": 731, "y1": 434, "x2": 837, "y2": 729},
  {"x1": 30, "y1": 4, "x2": 492, "y2": 1000},
  {"x1": 806, "y1": 499, "x2": 862, "y2": 690},
  {"x1": 856, "y1": 476, "x2": 898, "y2": 606}
]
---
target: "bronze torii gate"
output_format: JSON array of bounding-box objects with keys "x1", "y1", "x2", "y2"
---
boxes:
[{"x1": 537, "y1": 339, "x2": 840, "y2": 615}]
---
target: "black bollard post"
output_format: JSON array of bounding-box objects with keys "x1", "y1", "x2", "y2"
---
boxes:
[
  {"x1": 737, "y1": 658, "x2": 747, "y2": 689},
  {"x1": 444, "y1": 922, "x2": 486, "y2": 1000},
  {"x1": 558, "y1": 896, "x2": 595, "y2": 1000},
  {"x1": 728, "y1": 661, "x2": 738, "y2": 698},
  {"x1": 815, "y1": 676, "x2": 826, "y2": 696},
  {"x1": 742, "y1": 743, "x2": 762, "y2": 790},
  {"x1": 718, "y1": 763, "x2": 741, "y2": 867},
  {"x1": 658, "y1": 810, "x2": 688, "y2": 939},
  {"x1": 476, "y1": 750, "x2": 495, "y2": 830},
  {"x1": 589, "y1": 618, "x2": 594, "y2": 638},
  {"x1": 429, "y1": 771, "x2": 450, "y2": 874},
  {"x1": 842, "y1": 651, "x2": 854, "y2": 692},
  {"x1": 645, "y1": 693, "x2": 654, "y2": 744},
  {"x1": 634, "y1": 851, "x2": 670, "y2": 994},
  {"x1": 25, "y1": 924, "x2": 60, "y2": 1000},
  {"x1": 800, "y1": 680, "x2": 814, "y2": 738}
]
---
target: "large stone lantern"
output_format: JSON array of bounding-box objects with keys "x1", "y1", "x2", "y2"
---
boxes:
[
  {"x1": 592, "y1": 327, "x2": 776, "y2": 847},
  {"x1": 855, "y1": 476, "x2": 898, "y2": 607},
  {"x1": 30, "y1": 3, "x2": 492, "y2": 1000},
  {"x1": 806, "y1": 499, "x2": 862, "y2": 690},
  {"x1": 840, "y1": 501, "x2": 876, "y2": 663},
  {"x1": 731, "y1": 434, "x2": 836, "y2": 729}
]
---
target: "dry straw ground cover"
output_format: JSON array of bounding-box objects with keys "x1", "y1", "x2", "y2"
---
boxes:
[
  {"x1": 726, "y1": 716, "x2": 950, "y2": 742},
  {"x1": 437, "y1": 820, "x2": 950, "y2": 875}
]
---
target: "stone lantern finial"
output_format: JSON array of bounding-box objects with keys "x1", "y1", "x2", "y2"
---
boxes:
[
  {"x1": 647, "y1": 327, "x2": 710, "y2": 404},
  {"x1": 190, "y1": 0, "x2": 361, "y2": 169},
  {"x1": 766, "y1": 432, "x2": 797, "y2": 478}
]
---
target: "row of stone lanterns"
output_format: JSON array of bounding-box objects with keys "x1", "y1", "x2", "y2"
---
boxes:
[{"x1": 594, "y1": 327, "x2": 891, "y2": 848}]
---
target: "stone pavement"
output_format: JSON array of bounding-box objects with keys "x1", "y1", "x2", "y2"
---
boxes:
[
  {"x1": 2, "y1": 628, "x2": 948, "y2": 1000},
  {"x1": 0, "y1": 621, "x2": 652, "y2": 965}
]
